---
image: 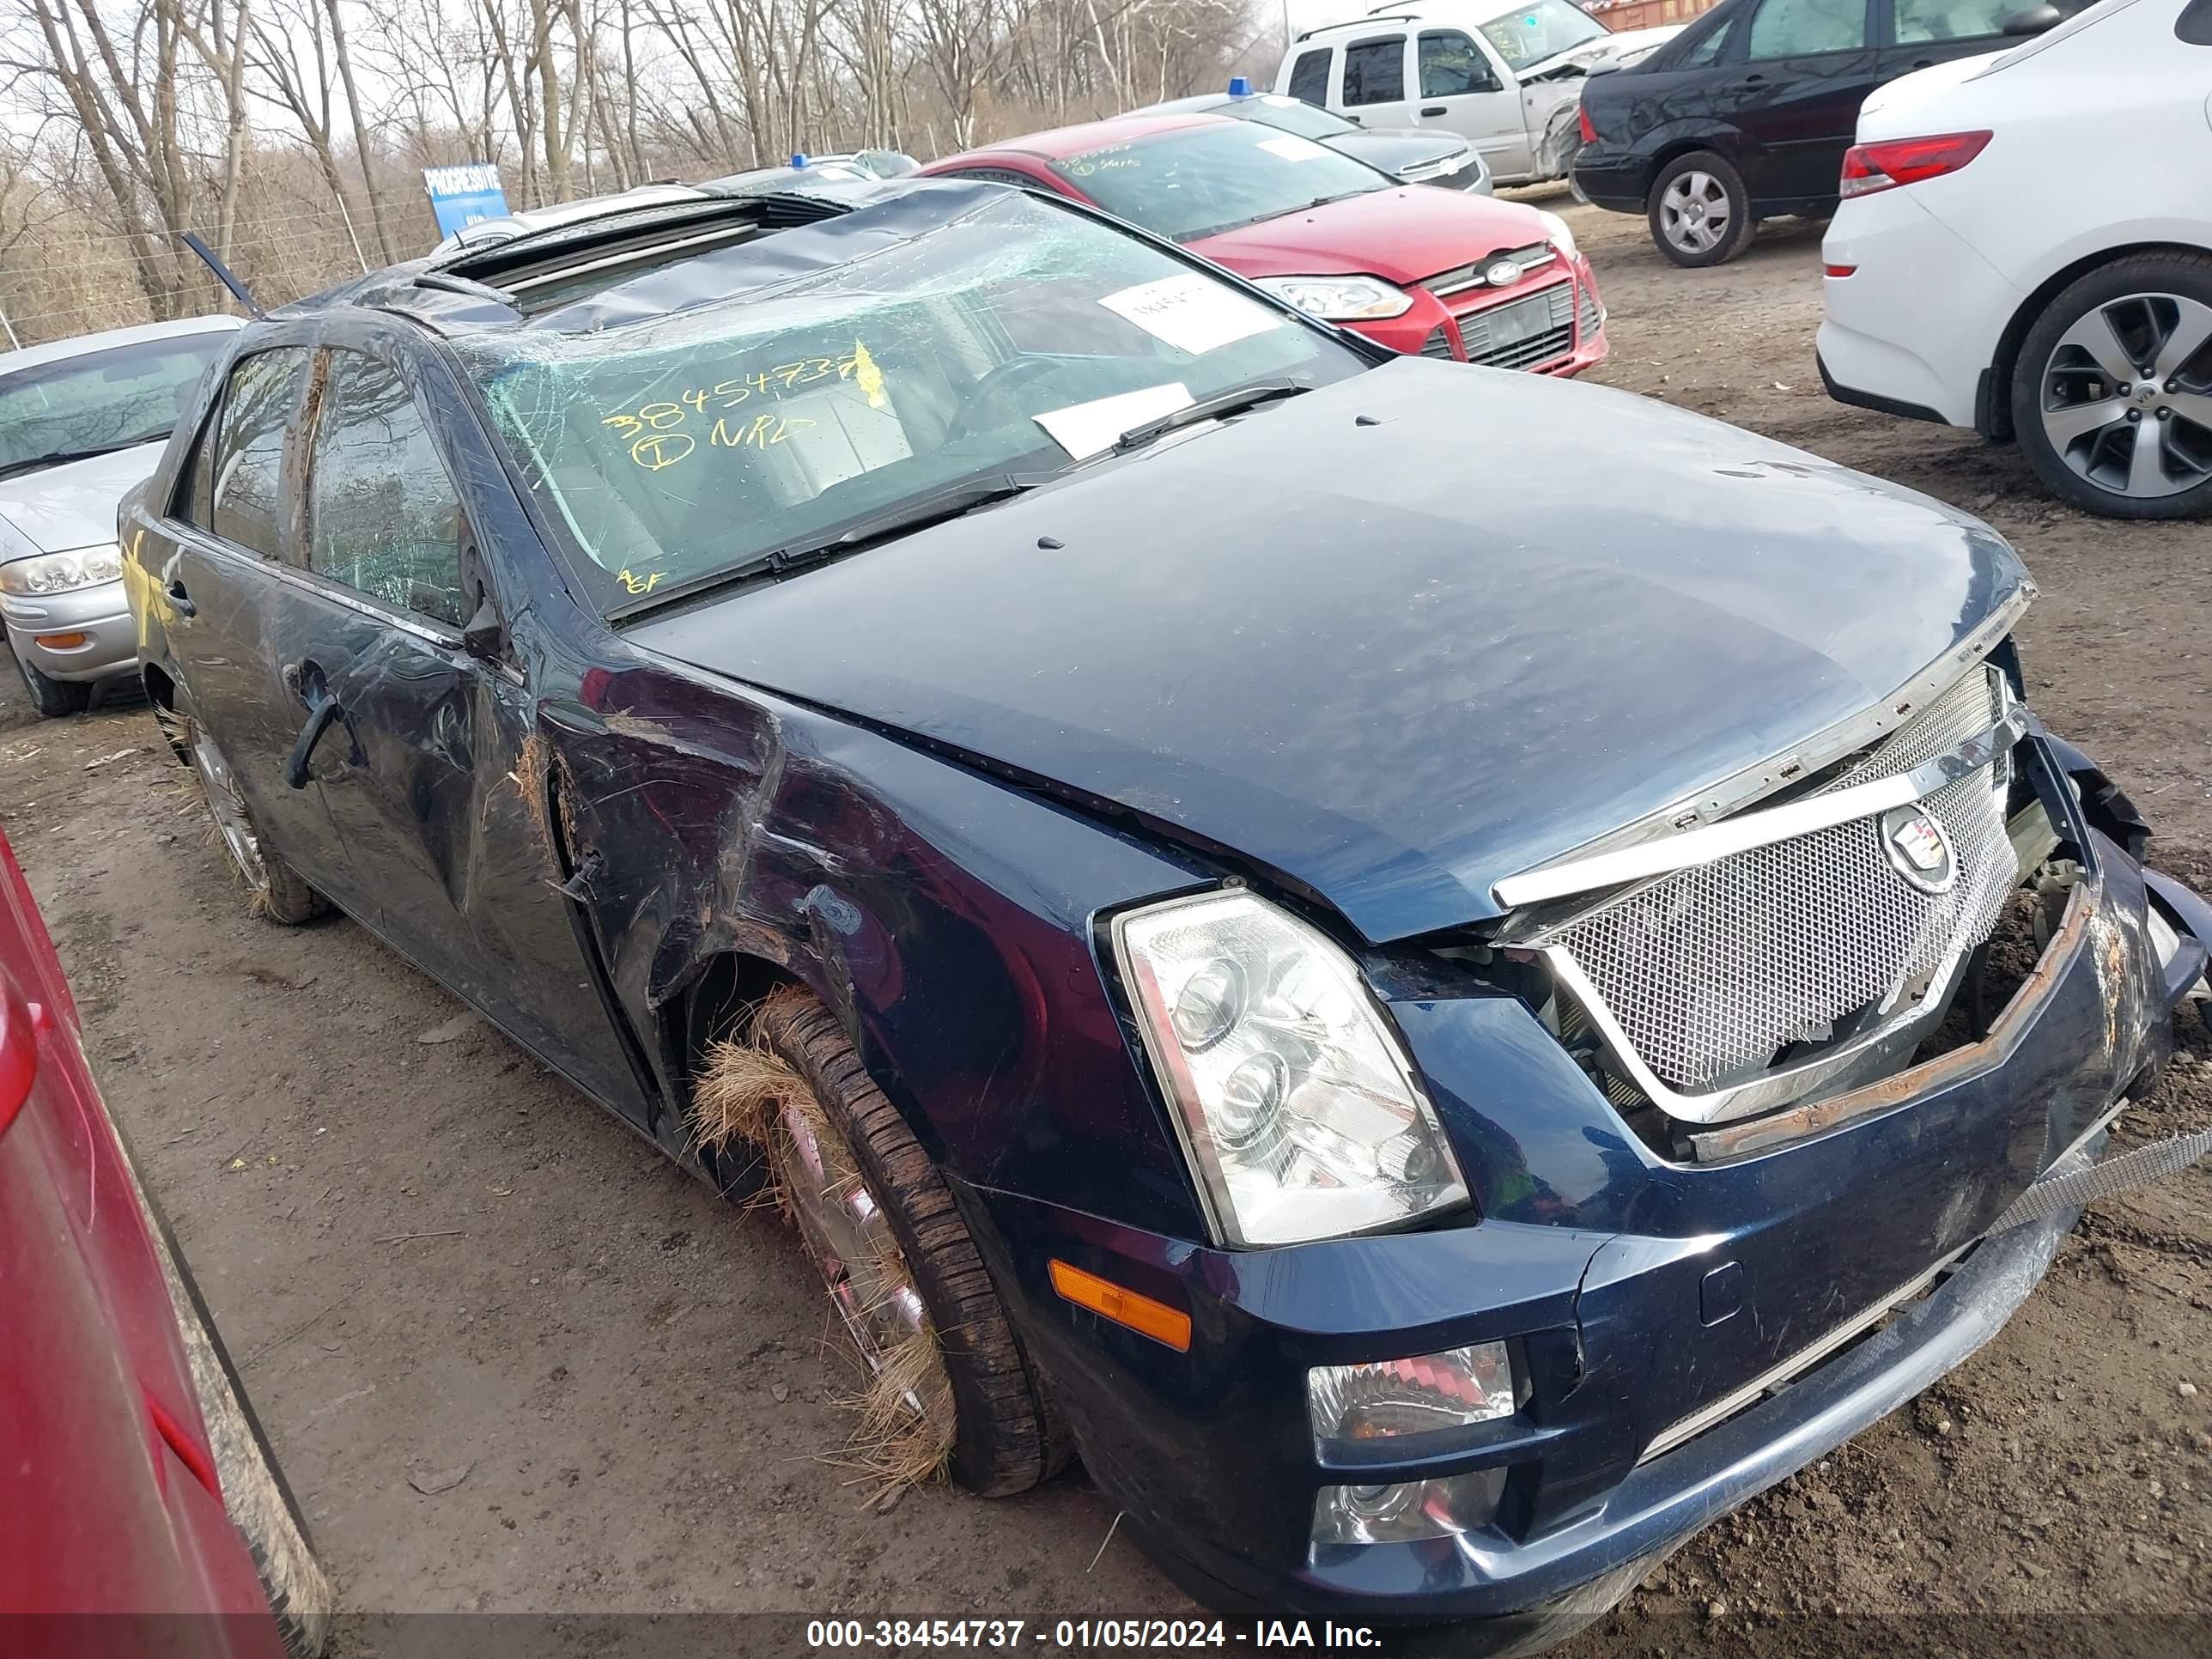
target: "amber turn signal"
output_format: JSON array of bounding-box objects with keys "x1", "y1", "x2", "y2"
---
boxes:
[
  {"x1": 1048, "y1": 1258, "x2": 1191, "y2": 1352},
  {"x1": 31, "y1": 633, "x2": 88, "y2": 649}
]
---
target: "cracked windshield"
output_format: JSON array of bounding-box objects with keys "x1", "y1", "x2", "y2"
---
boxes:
[{"x1": 463, "y1": 191, "x2": 1364, "y2": 612}]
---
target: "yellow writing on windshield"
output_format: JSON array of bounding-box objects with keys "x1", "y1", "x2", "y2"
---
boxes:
[
  {"x1": 600, "y1": 344, "x2": 881, "y2": 471},
  {"x1": 852, "y1": 340, "x2": 888, "y2": 411},
  {"x1": 709, "y1": 413, "x2": 816, "y2": 448},
  {"x1": 617, "y1": 568, "x2": 669, "y2": 594}
]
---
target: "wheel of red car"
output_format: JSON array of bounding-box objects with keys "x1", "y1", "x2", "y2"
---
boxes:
[
  {"x1": 702, "y1": 988, "x2": 1066, "y2": 1496},
  {"x1": 2010, "y1": 251, "x2": 2212, "y2": 520},
  {"x1": 185, "y1": 722, "x2": 326, "y2": 926},
  {"x1": 1647, "y1": 150, "x2": 1753, "y2": 269}
]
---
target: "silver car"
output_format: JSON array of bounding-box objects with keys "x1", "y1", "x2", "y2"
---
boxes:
[{"x1": 0, "y1": 315, "x2": 241, "y2": 716}]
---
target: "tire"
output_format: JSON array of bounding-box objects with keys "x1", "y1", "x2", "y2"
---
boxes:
[
  {"x1": 185, "y1": 720, "x2": 327, "y2": 924},
  {"x1": 1647, "y1": 150, "x2": 1754, "y2": 269},
  {"x1": 744, "y1": 989, "x2": 1065, "y2": 1496},
  {"x1": 9, "y1": 631, "x2": 92, "y2": 718},
  {"x1": 2011, "y1": 252, "x2": 2212, "y2": 520}
]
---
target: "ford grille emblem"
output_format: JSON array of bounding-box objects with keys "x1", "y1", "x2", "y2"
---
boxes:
[
  {"x1": 1484, "y1": 258, "x2": 1522, "y2": 287},
  {"x1": 1879, "y1": 805, "x2": 1956, "y2": 895}
]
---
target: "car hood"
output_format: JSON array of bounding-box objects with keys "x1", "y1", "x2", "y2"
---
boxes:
[
  {"x1": 0, "y1": 441, "x2": 163, "y2": 559},
  {"x1": 1324, "y1": 131, "x2": 1470, "y2": 173},
  {"x1": 629, "y1": 359, "x2": 2029, "y2": 945},
  {"x1": 1188, "y1": 185, "x2": 1548, "y2": 283}
]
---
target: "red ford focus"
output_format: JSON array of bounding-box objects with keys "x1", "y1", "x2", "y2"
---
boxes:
[{"x1": 923, "y1": 112, "x2": 1607, "y2": 374}]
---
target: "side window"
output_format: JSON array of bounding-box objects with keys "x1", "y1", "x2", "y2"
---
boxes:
[
  {"x1": 1745, "y1": 0, "x2": 1868, "y2": 57},
  {"x1": 1419, "y1": 31, "x2": 1500, "y2": 95},
  {"x1": 2179, "y1": 0, "x2": 2211, "y2": 40},
  {"x1": 1340, "y1": 38, "x2": 1407, "y2": 106},
  {"x1": 208, "y1": 348, "x2": 308, "y2": 558},
  {"x1": 1678, "y1": 16, "x2": 1736, "y2": 64},
  {"x1": 172, "y1": 414, "x2": 219, "y2": 530},
  {"x1": 1888, "y1": 0, "x2": 2021, "y2": 44},
  {"x1": 1287, "y1": 47, "x2": 1334, "y2": 104},
  {"x1": 305, "y1": 349, "x2": 469, "y2": 627}
]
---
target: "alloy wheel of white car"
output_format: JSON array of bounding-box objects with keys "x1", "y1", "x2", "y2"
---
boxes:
[
  {"x1": 2014, "y1": 254, "x2": 2212, "y2": 520},
  {"x1": 2037, "y1": 294, "x2": 2212, "y2": 501}
]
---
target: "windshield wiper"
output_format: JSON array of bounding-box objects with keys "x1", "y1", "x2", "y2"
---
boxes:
[
  {"x1": 606, "y1": 471, "x2": 1054, "y2": 621},
  {"x1": 0, "y1": 438, "x2": 153, "y2": 483},
  {"x1": 1113, "y1": 380, "x2": 1310, "y2": 453}
]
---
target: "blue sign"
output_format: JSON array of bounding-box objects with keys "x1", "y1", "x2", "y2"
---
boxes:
[{"x1": 423, "y1": 163, "x2": 509, "y2": 238}]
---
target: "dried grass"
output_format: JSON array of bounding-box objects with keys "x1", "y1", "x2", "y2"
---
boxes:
[{"x1": 693, "y1": 989, "x2": 954, "y2": 1498}]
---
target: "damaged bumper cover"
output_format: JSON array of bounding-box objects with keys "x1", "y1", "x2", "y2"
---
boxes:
[{"x1": 966, "y1": 734, "x2": 2210, "y2": 1632}]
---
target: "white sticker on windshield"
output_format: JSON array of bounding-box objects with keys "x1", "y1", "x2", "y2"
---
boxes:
[
  {"x1": 1256, "y1": 133, "x2": 1330, "y2": 162},
  {"x1": 1097, "y1": 274, "x2": 1282, "y2": 357},
  {"x1": 1033, "y1": 383, "x2": 1193, "y2": 462}
]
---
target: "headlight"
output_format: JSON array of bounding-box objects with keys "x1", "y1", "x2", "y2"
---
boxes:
[
  {"x1": 1112, "y1": 889, "x2": 1469, "y2": 1247},
  {"x1": 1536, "y1": 209, "x2": 1579, "y2": 263},
  {"x1": 1308, "y1": 1341, "x2": 1516, "y2": 1444},
  {"x1": 0, "y1": 544, "x2": 124, "y2": 597},
  {"x1": 1252, "y1": 275, "x2": 1413, "y2": 321}
]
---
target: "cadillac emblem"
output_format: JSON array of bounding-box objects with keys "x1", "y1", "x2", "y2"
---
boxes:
[{"x1": 1880, "y1": 805, "x2": 1956, "y2": 895}]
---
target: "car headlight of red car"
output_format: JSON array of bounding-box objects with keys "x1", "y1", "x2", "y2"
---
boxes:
[
  {"x1": 1251, "y1": 275, "x2": 1414, "y2": 322},
  {"x1": 1112, "y1": 889, "x2": 1468, "y2": 1247}
]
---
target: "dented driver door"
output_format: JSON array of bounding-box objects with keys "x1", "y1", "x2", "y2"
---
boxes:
[{"x1": 283, "y1": 335, "x2": 651, "y2": 1121}]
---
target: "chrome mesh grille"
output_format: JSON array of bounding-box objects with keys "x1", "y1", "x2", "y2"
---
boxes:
[
  {"x1": 1534, "y1": 666, "x2": 2014, "y2": 1095},
  {"x1": 1458, "y1": 283, "x2": 1576, "y2": 371}
]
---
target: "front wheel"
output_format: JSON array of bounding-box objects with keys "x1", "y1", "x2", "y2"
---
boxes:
[
  {"x1": 1647, "y1": 150, "x2": 1753, "y2": 269},
  {"x1": 697, "y1": 988, "x2": 1065, "y2": 1496},
  {"x1": 2011, "y1": 252, "x2": 2212, "y2": 519},
  {"x1": 186, "y1": 723, "x2": 326, "y2": 924},
  {"x1": 9, "y1": 633, "x2": 92, "y2": 718}
]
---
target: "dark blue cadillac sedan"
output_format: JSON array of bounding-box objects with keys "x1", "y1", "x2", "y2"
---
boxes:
[{"x1": 119, "y1": 178, "x2": 2212, "y2": 1640}]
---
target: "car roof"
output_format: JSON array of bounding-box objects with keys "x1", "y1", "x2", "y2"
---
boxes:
[
  {"x1": 0, "y1": 313, "x2": 245, "y2": 373},
  {"x1": 261, "y1": 177, "x2": 1032, "y2": 343},
  {"x1": 1296, "y1": 0, "x2": 1531, "y2": 40},
  {"x1": 937, "y1": 111, "x2": 1228, "y2": 164}
]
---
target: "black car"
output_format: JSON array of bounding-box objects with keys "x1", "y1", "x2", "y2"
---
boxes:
[
  {"x1": 119, "y1": 178, "x2": 2212, "y2": 1638},
  {"x1": 1137, "y1": 83, "x2": 1493, "y2": 193},
  {"x1": 1573, "y1": 0, "x2": 2063, "y2": 265}
]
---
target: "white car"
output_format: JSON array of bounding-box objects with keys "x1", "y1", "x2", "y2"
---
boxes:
[
  {"x1": 1273, "y1": 1, "x2": 1679, "y2": 186},
  {"x1": 1817, "y1": 0, "x2": 2212, "y2": 518},
  {"x1": 1, "y1": 316, "x2": 242, "y2": 716}
]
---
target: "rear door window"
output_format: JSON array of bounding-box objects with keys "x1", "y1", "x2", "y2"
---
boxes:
[
  {"x1": 1340, "y1": 38, "x2": 1407, "y2": 105},
  {"x1": 1287, "y1": 46, "x2": 1334, "y2": 104},
  {"x1": 207, "y1": 348, "x2": 308, "y2": 559},
  {"x1": 304, "y1": 349, "x2": 470, "y2": 626},
  {"x1": 1745, "y1": 0, "x2": 1869, "y2": 56}
]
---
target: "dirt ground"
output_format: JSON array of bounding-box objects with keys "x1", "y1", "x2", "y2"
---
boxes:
[{"x1": 4, "y1": 197, "x2": 2209, "y2": 1656}]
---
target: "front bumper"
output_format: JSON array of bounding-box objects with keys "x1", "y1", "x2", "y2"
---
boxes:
[
  {"x1": 1, "y1": 577, "x2": 139, "y2": 683},
  {"x1": 971, "y1": 733, "x2": 2205, "y2": 1629},
  {"x1": 1347, "y1": 257, "x2": 1607, "y2": 378}
]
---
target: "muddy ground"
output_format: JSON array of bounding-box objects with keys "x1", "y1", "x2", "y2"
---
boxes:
[{"x1": 3, "y1": 198, "x2": 2209, "y2": 1656}]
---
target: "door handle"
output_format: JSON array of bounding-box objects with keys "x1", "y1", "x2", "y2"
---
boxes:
[
  {"x1": 1421, "y1": 104, "x2": 1448, "y2": 115},
  {"x1": 166, "y1": 580, "x2": 196, "y2": 618},
  {"x1": 286, "y1": 690, "x2": 343, "y2": 790}
]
